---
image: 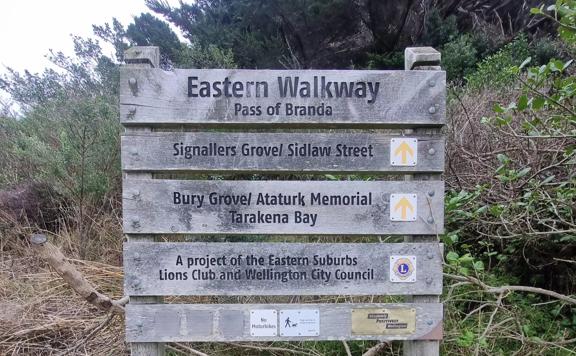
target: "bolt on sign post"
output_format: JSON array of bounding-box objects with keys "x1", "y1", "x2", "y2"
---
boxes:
[{"x1": 120, "y1": 46, "x2": 445, "y2": 356}]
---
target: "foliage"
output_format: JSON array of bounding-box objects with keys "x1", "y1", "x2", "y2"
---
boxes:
[
  {"x1": 421, "y1": 8, "x2": 459, "y2": 48},
  {"x1": 466, "y1": 35, "x2": 531, "y2": 90},
  {"x1": 0, "y1": 35, "x2": 121, "y2": 257},
  {"x1": 177, "y1": 44, "x2": 237, "y2": 69},
  {"x1": 364, "y1": 51, "x2": 404, "y2": 70},
  {"x1": 441, "y1": 1, "x2": 576, "y2": 352},
  {"x1": 442, "y1": 35, "x2": 479, "y2": 81},
  {"x1": 126, "y1": 13, "x2": 183, "y2": 66}
]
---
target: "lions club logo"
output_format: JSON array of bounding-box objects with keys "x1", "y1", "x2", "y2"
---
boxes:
[{"x1": 390, "y1": 256, "x2": 416, "y2": 283}]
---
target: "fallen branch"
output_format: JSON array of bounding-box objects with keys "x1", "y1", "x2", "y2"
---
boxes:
[
  {"x1": 361, "y1": 342, "x2": 390, "y2": 356},
  {"x1": 30, "y1": 234, "x2": 127, "y2": 314},
  {"x1": 444, "y1": 273, "x2": 576, "y2": 305},
  {"x1": 342, "y1": 340, "x2": 352, "y2": 356}
]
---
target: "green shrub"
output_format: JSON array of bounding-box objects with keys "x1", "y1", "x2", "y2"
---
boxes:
[
  {"x1": 421, "y1": 8, "x2": 459, "y2": 48},
  {"x1": 466, "y1": 35, "x2": 531, "y2": 90},
  {"x1": 365, "y1": 51, "x2": 404, "y2": 69},
  {"x1": 530, "y1": 36, "x2": 563, "y2": 65},
  {"x1": 176, "y1": 44, "x2": 237, "y2": 69},
  {"x1": 442, "y1": 35, "x2": 478, "y2": 81}
]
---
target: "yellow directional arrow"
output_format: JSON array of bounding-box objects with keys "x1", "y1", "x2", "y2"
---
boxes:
[
  {"x1": 394, "y1": 141, "x2": 415, "y2": 164},
  {"x1": 394, "y1": 197, "x2": 414, "y2": 220}
]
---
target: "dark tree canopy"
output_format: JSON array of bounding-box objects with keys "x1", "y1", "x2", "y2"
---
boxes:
[
  {"x1": 126, "y1": 13, "x2": 182, "y2": 65},
  {"x1": 144, "y1": 0, "x2": 554, "y2": 69}
]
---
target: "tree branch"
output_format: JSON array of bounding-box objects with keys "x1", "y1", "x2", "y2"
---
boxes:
[
  {"x1": 362, "y1": 342, "x2": 389, "y2": 356},
  {"x1": 30, "y1": 234, "x2": 127, "y2": 314},
  {"x1": 444, "y1": 273, "x2": 576, "y2": 305}
]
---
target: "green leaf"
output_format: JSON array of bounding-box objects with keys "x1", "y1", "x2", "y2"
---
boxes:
[
  {"x1": 493, "y1": 103, "x2": 505, "y2": 113},
  {"x1": 458, "y1": 253, "x2": 474, "y2": 264},
  {"x1": 541, "y1": 175, "x2": 556, "y2": 184},
  {"x1": 446, "y1": 251, "x2": 459, "y2": 262},
  {"x1": 517, "y1": 95, "x2": 529, "y2": 110},
  {"x1": 530, "y1": 7, "x2": 543, "y2": 14},
  {"x1": 517, "y1": 167, "x2": 531, "y2": 177},
  {"x1": 531, "y1": 97, "x2": 546, "y2": 110},
  {"x1": 473, "y1": 261, "x2": 485, "y2": 271},
  {"x1": 497, "y1": 154, "x2": 509, "y2": 164},
  {"x1": 519, "y1": 57, "x2": 532, "y2": 69}
]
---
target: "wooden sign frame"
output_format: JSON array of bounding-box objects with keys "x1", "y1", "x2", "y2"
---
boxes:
[{"x1": 120, "y1": 46, "x2": 446, "y2": 356}]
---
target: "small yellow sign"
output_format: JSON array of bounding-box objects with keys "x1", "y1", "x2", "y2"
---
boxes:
[
  {"x1": 390, "y1": 194, "x2": 417, "y2": 221},
  {"x1": 351, "y1": 308, "x2": 416, "y2": 335},
  {"x1": 390, "y1": 138, "x2": 417, "y2": 166}
]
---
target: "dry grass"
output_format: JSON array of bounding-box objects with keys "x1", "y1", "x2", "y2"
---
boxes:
[
  {"x1": 0, "y1": 211, "x2": 127, "y2": 355},
  {"x1": 0, "y1": 215, "x2": 392, "y2": 355}
]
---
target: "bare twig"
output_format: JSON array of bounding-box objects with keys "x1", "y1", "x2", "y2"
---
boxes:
[
  {"x1": 362, "y1": 342, "x2": 390, "y2": 356},
  {"x1": 444, "y1": 273, "x2": 576, "y2": 305}
]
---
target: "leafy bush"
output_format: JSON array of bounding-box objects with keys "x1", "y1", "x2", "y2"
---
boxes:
[
  {"x1": 421, "y1": 8, "x2": 459, "y2": 48},
  {"x1": 176, "y1": 44, "x2": 237, "y2": 69},
  {"x1": 466, "y1": 35, "x2": 531, "y2": 90},
  {"x1": 442, "y1": 2, "x2": 576, "y2": 352},
  {"x1": 365, "y1": 51, "x2": 404, "y2": 69},
  {"x1": 442, "y1": 35, "x2": 478, "y2": 81}
]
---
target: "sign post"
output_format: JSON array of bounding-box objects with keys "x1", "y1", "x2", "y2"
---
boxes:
[
  {"x1": 403, "y1": 47, "x2": 443, "y2": 356},
  {"x1": 123, "y1": 47, "x2": 164, "y2": 356},
  {"x1": 120, "y1": 46, "x2": 445, "y2": 355}
]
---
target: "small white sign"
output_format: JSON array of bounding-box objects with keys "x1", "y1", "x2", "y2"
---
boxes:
[
  {"x1": 279, "y1": 309, "x2": 320, "y2": 336},
  {"x1": 390, "y1": 255, "x2": 417, "y2": 282},
  {"x1": 390, "y1": 138, "x2": 417, "y2": 166},
  {"x1": 390, "y1": 194, "x2": 417, "y2": 221},
  {"x1": 250, "y1": 309, "x2": 278, "y2": 336}
]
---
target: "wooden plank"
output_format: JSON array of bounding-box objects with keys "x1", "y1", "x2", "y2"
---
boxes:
[
  {"x1": 124, "y1": 242, "x2": 443, "y2": 296},
  {"x1": 121, "y1": 132, "x2": 445, "y2": 173},
  {"x1": 120, "y1": 68, "x2": 446, "y2": 127},
  {"x1": 123, "y1": 179, "x2": 444, "y2": 235},
  {"x1": 126, "y1": 303, "x2": 443, "y2": 342}
]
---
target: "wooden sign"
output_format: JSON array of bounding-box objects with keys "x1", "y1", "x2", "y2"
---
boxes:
[
  {"x1": 123, "y1": 179, "x2": 444, "y2": 235},
  {"x1": 121, "y1": 132, "x2": 444, "y2": 173},
  {"x1": 124, "y1": 242, "x2": 443, "y2": 296},
  {"x1": 120, "y1": 69, "x2": 445, "y2": 127},
  {"x1": 126, "y1": 303, "x2": 443, "y2": 342}
]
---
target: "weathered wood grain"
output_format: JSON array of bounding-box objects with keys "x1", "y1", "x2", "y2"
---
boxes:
[
  {"x1": 120, "y1": 68, "x2": 445, "y2": 127},
  {"x1": 124, "y1": 242, "x2": 443, "y2": 296},
  {"x1": 404, "y1": 46, "x2": 443, "y2": 356},
  {"x1": 123, "y1": 46, "x2": 164, "y2": 356},
  {"x1": 121, "y1": 132, "x2": 444, "y2": 173},
  {"x1": 126, "y1": 303, "x2": 443, "y2": 342},
  {"x1": 123, "y1": 179, "x2": 444, "y2": 235}
]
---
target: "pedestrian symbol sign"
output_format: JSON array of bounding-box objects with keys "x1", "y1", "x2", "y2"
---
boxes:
[
  {"x1": 390, "y1": 194, "x2": 417, "y2": 221},
  {"x1": 279, "y1": 309, "x2": 320, "y2": 336},
  {"x1": 390, "y1": 138, "x2": 417, "y2": 166}
]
